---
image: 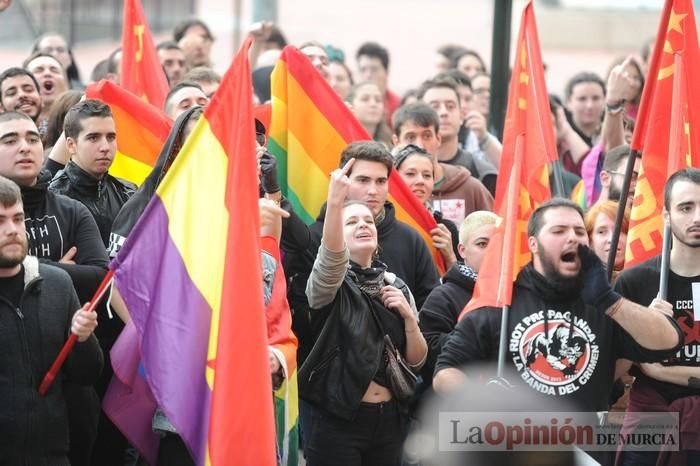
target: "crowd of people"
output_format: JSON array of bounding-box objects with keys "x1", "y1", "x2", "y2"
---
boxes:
[{"x1": 0, "y1": 9, "x2": 698, "y2": 466}]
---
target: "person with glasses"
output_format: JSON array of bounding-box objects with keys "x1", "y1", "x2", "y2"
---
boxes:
[
  {"x1": 599, "y1": 143, "x2": 640, "y2": 210},
  {"x1": 32, "y1": 32, "x2": 84, "y2": 90}
]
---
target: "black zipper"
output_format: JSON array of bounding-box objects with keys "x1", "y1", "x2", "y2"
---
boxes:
[{"x1": 308, "y1": 346, "x2": 340, "y2": 382}]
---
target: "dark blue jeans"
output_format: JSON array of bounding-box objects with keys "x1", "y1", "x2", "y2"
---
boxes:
[{"x1": 305, "y1": 400, "x2": 406, "y2": 466}]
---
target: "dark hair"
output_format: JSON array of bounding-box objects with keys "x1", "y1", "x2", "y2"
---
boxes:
[
  {"x1": 664, "y1": 168, "x2": 700, "y2": 210},
  {"x1": 393, "y1": 144, "x2": 432, "y2": 170},
  {"x1": 90, "y1": 59, "x2": 112, "y2": 82},
  {"x1": 564, "y1": 72, "x2": 606, "y2": 101},
  {"x1": 182, "y1": 66, "x2": 221, "y2": 84},
  {"x1": 23, "y1": 52, "x2": 64, "y2": 75},
  {"x1": 417, "y1": 75, "x2": 461, "y2": 103},
  {"x1": 157, "y1": 40, "x2": 182, "y2": 52},
  {"x1": 43, "y1": 90, "x2": 82, "y2": 148},
  {"x1": 441, "y1": 69, "x2": 472, "y2": 89},
  {"x1": 107, "y1": 48, "x2": 122, "y2": 75},
  {"x1": 63, "y1": 99, "x2": 113, "y2": 139},
  {"x1": 356, "y1": 42, "x2": 390, "y2": 70},
  {"x1": 0, "y1": 175, "x2": 22, "y2": 208},
  {"x1": 602, "y1": 144, "x2": 634, "y2": 172},
  {"x1": 339, "y1": 141, "x2": 393, "y2": 177},
  {"x1": 392, "y1": 102, "x2": 439, "y2": 137},
  {"x1": 267, "y1": 25, "x2": 287, "y2": 49},
  {"x1": 0, "y1": 68, "x2": 40, "y2": 102},
  {"x1": 452, "y1": 49, "x2": 487, "y2": 74},
  {"x1": 437, "y1": 44, "x2": 468, "y2": 62},
  {"x1": 0, "y1": 111, "x2": 34, "y2": 124},
  {"x1": 329, "y1": 59, "x2": 354, "y2": 85},
  {"x1": 527, "y1": 197, "x2": 584, "y2": 237},
  {"x1": 400, "y1": 89, "x2": 418, "y2": 107},
  {"x1": 164, "y1": 81, "x2": 205, "y2": 112},
  {"x1": 173, "y1": 18, "x2": 214, "y2": 42},
  {"x1": 31, "y1": 33, "x2": 82, "y2": 86}
]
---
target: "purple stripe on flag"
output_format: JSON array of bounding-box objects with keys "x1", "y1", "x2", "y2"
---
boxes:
[
  {"x1": 113, "y1": 196, "x2": 212, "y2": 465},
  {"x1": 104, "y1": 321, "x2": 160, "y2": 465}
]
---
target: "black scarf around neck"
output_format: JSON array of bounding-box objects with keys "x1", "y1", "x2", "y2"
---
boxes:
[{"x1": 348, "y1": 260, "x2": 387, "y2": 298}]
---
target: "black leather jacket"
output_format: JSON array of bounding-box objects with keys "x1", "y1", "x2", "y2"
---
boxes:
[
  {"x1": 49, "y1": 162, "x2": 136, "y2": 247},
  {"x1": 299, "y1": 273, "x2": 411, "y2": 421}
]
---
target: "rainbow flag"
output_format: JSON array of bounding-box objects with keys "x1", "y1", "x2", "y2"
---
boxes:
[
  {"x1": 106, "y1": 37, "x2": 277, "y2": 465},
  {"x1": 268, "y1": 46, "x2": 445, "y2": 273},
  {"x1": 86, "y1": 80, "x2": 172, "y2": 186}
]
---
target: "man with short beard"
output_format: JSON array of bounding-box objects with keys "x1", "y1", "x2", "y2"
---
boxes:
[
  {"x1": 0, "y1": 67, "x2": 42, "y2": 123},
  {"x1": 599, "y1": 143, "x2": 640, "y2": 210},
  {"x1": 615, "y1": 168, "x2": 700, "y2": 465},
  {"x1": 434, "y1": 198, "x2": 683, "y2": 413},
  {"x1": 0, "y1": 174, "x2": 102, "y2": 466}
]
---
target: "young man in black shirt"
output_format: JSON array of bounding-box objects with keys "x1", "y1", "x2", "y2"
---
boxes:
[
  {"x1": 434, "y1": 198, "x2": 683, "y2": 413},
  {"x1": 0, "y1": 174, "x2": 102, "y2": 465},
  {"x1": 615, "y1": 168, "x2": 700, "y2": 465}
]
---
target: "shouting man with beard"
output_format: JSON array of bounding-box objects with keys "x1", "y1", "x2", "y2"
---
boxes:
[
  {"x1": 0, "y1": 67, "x2": 42, "y2": 125},
  {"x1": 433, "y1": 198, "x2": 682, "y2": 413},
  {"x1": 615, "y1": 168, "x2": 700, "y2": 465},
  {"x1": 0, "y1": 174, "x2": 103, "y2": 465}
]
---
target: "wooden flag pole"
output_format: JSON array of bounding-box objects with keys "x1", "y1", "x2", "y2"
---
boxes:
[{"x1": 38, "y1": 270, "x2": 115, "y2": 396}]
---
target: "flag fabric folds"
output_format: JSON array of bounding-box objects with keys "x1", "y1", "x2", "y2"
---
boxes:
[
  {"x1": 120, "y1": 0, "x2": 169, "y2": 109},
  {"x1": 85, "y1": 80, "x2": 172, "y2": 186},
  {"x1": 462, "y1": 1, "x2": 553, "y2": 314},
  {"x1": 625, "y1": 0, "x2": 700, "y2": 268},
  {"x1": 268, "y1": 46, "x2": 445, "y2": 273},
  {"x1": 105, "y1": 37, "x2": 277, "y2": 466}
]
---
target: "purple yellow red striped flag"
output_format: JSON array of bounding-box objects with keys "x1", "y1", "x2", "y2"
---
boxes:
[
  {"x1": 107, "y1": 37, "x2": 276, "y2": 465},
  {"x1": 268, "y1": 46, "x2": 445, "y2": 273},
  {"x1": 86, "y1": 80, "x2": 172, "y2": 185}
]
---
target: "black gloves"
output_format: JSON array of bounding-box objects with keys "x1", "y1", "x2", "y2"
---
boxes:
[
  {"x1": 579, "y1": 244, "x2": 622, "y2": 312},
  {"x1": 259, "y1": 151, "x2": 280, "y2": 194}
]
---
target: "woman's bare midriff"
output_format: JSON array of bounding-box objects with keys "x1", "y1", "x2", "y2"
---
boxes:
[{"x1": 361, "y1": 381, "x2": 392, "y2": 403}]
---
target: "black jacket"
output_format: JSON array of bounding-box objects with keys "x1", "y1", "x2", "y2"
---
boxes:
[
  {"x1": 21, "y1": 170, "x2": 109, "y2": 304},
  {"x1": 299, "y1": 273, "x2": 411, "y2": 421},
  {"x1": 419, "y1": 263, "x2": 475, "y2": 383},
  {"x1": 436, "y1": 263, "x2": 684, "y2": 412},
  {"x1": 0, "y1": 257, "x2": 103, "y2": 466},
  {"x1": 286, "y1": 201, "x2": 440, "y2": 366},
  {"x1": 49, "y1": 162, "x2": 136, "y2": 248}
]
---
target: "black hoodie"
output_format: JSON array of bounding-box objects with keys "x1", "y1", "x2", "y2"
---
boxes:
[
  {"x1": 419, "y1": 263, "x2": 475, "y2": 381},
  {"x1": 436, "y1": 263, "x2": 683, "y2": 412}
]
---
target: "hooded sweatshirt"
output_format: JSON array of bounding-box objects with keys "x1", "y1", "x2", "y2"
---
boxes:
[
  {"x1": 431, "y1": 162, "x2": 494, "y2": 226},
  {"x1": 436, "y1": 263, "x2": 683, "y2": 412}
]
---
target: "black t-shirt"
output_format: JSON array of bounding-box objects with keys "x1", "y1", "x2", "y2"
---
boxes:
[
  {"x1": 0, "y1": 267, "x2": 24, "y2": 309},
  {"x1": 614, "y1": 256, "x2": 700, "y2": 402}
]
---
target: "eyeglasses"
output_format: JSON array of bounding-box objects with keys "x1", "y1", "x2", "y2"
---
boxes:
[
  {"x1": 256, "y1": 132, "x2": 267, "y2": 147},
  {"x1": 607, "y1": 170, "x2": 639, "y2": 181}
]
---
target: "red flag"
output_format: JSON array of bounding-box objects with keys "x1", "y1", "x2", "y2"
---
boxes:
[
  {"x1": 462, "y1": 1, "x2": 552, "y2": 314},
  {"x1": 625, "y1": 0, "x2": 700, "y2": 268},
  {"x1": 120, "y1": 0, "x2": 169, "y2": 109}
]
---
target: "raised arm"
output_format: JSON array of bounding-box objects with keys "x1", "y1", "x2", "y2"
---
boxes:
[{"x1": 305, "y1": 158, "x2": 355, "y2": 309}]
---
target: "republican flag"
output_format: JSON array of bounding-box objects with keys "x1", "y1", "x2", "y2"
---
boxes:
[
  {"x1": 462, "y1": 1, "x2": 553, "y2": 314},
  {"x1": 268, "y1": 46, "x2": 445, "y2": 273},
  {"x1": 625, "y1": 0, "x2": 700, "y2": 268},
  {"x1": 105, "y1": 37, "x2": 277, "y2": 465},
  {"x1": 120, "y1": 0, "x2": 169, "y2": 109},
  {"x1": 86, "y1": 80, "x2": 172, "y2": 186}
]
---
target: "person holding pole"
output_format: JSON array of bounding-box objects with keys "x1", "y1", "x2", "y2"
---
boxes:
[
  {"x1": 615, "y1": 168, "x2": 700, "y2": 465},
  {"x1": 433, "y1": 198, "x2": 682, "y2": 413},
  {"x1": 0, "y1": 174, "x2": 102, "y2": 465}
]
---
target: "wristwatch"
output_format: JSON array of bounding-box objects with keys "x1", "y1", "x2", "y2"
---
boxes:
[{"x1": 605, "y1": 100, "x2": 625, "y2": 115}]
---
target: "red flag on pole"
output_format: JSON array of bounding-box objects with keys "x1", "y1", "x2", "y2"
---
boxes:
[
  {"x1": 462, "y1": 1, "x2": 553, "y2": 315},
  {"x1": 120, "y1": 0, "x2": 169, "y2": 109},
  {"x1": 624, "y1": 0, "x2": 700, "y2": 268}
]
